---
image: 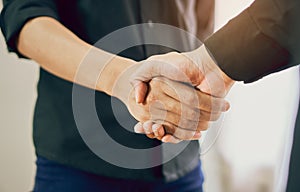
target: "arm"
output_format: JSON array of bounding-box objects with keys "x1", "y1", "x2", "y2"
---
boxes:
[
  {"x1": 130, "y1": 0, "x2": 300, "y2": 142},
  {"x1": 132, "y1": 0, "x2": 300, "y2": 101},
  {"x1": 17, "y1": 16, "x2": 133, "y2": 98},
  {"x1": 205, "y1": 0, "x2": 300, "y2": 82},
  {"x1": 14, "y1": 16, "x2": 229, "y2": 138},
  {"x1": 1, "y1": 1, "x2": 229, "y2": 141}
]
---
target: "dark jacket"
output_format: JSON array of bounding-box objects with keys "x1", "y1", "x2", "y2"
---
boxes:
[
  {"x1": 0, "y1": 0, "x2": 214, "y2": 182},
  {"x1": 204, "y1": 0, "x2": 300, "y2": 191}
]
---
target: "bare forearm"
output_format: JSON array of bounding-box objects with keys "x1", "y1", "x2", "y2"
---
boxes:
[{"x1": 17, "y1": 16, "x2": 135, "y2": 96}]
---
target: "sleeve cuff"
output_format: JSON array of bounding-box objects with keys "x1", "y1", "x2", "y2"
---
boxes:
[{"x1": 1, "y1": 0, "x2": 59, "y2": 58}]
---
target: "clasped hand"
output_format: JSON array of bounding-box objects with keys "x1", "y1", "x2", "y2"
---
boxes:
[{"x1": 113, "y1": 45, "x2": 234, "y2": 143}]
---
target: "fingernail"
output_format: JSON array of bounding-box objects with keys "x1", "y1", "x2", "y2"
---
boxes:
[
  {"x1": 134, "y1": 122, "x2": 143, "y2": 133},
  {"x1": 194, "y1": 132, "x2": 201, "y2": 138},
  {"x1": 162, "y1": 136, "x2": 169, "y2": 143},
  {"x1": 152, "y1": 124, "x2": 160, "y2": 132},
  {"x1": 151, "y1": 124, "x2": 158, "y2": 136},
  {"x1": 135, "y1": 91, "x2": 140, "y2": 103}
]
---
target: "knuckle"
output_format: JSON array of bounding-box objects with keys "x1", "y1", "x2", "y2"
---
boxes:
[
  {"x1": 164, "y1": 123, "x2": 175, "y2": 135},
  {"x1": 169, "y1": 102, "x2": 178, "y2": 114},
  {"x1": 146, "y1": 93, "x2": 157, "y2": 103},
  {"x1": 179, "y1": 60, "x2": 200, "y2": 84},
  {"x1": 150, "y1": 78, "x2": 160, "y2": 86},
  {"x1": 200, "y1": 99, "x2": 212, "y2": 111},
  {"x1": 185, "y1": 91, "x2": 197, "y2": 105},
  {"x1": 139, "y1": 116, "x2": 147, "y2": 122},
  {"x1": 139, "y1": 112, "x2": 150, "y2": 122},
  {"x1": 178, "y1": 118, "x2": 189, "y2": 129},
  {"x1": 184, "y1": 108, "x2": 199, "y2": 120},
  {"x1": 211, "y1": 100, "x2": 221, "y2": 112},
  {"x1": 190, "y1": 121, "x2": 200, "y2": 131},
  {"x1": 199, "y1": 111, "x2": 211, "y2": 121},
  {"x1": 178, "y1": 118, "x2": 198, "y2": 131}
]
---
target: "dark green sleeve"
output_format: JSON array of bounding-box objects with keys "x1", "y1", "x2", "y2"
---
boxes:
[
  {"x1": 204, "y1": 0, "x2": 300, "y2": 83},
  {"x1": 1, "y1": 0, "x2": 59, "y2": 57}
]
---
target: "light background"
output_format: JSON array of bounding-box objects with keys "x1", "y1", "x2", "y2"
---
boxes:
[
  {"x1": 0, "y1": 1, "x2": 299, "y2": 192},
  {"x1": 202, "y1": 1, "x2": 300, "y2": 192}
]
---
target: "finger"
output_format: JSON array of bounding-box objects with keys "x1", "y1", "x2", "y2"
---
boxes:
[
  {"x1": 144, "y1": 122, "x2": 165, "y2": 138},
  {"x1": 191, "y1": 131, "x2": 202, "y2": 140},
  {"x1": 146, "y1": 134, "x2": 164, "y2": 141},
  {"x1": 137, "y1": 57, "x2": 202, "y2": 86},
  {"x1": 196, "y1": 121, "x2": 210, "y2": 132},
  {"x1": 171, "y1": 126, "x2": 200, "y2": 140},
  {"x1": 199, "y1": 111, "x2": 222, "y2": 121},
  {"x1": 130, "y1": 55, "x2": 202, "y2": 103},
  {"x1": 146, "y1": 123, "x2": 165, "y2": 140},
  {"x1": 132, "y1": 81, "x2": 148, "y2": 104},
  {"x1": 162, "y1": 131, "x2": 201, "y2": 142},
  {"x1": 158, "y1": 78, "x2": 229, "y2": 112},
  {"x1": 147, "y1": 122, "x2": 203, "y2": 140},
  {"x1": 148, "y1": 78, "x2": 221, "y2": 122},
  {"x1": 152, "y1": 124, "x2": 165, "y2": 138},
  {"x1": 150, "y1": 96, "x2": 221, "y2": 123},
  {"x1": 134, "y1": 122, "x2": 145, "y2": 134},
  {"x1": 134, "y1": 122, "x2": 161, "y2": 139},
  {"x1": 147, "y1": 90, "x2": 200, "y2": 122},
  {"x1": 130, "y1": 63, "x2": 153, "y2": 104},
  {"x1": 151, "y1": 107, "x2": 211, "y2": 131},
  {"x1": 155, "y1": 122, "x2": 201, "y2": 140},
  {"x1": 161, "y1": 134, "x2": 182, "y2": 144},
  {"x1": 143, "y1": 120, "x2": 154, "y2": 134},
  {"x1": 146, "y1": 133, "x2": 156, "y2": 139}
]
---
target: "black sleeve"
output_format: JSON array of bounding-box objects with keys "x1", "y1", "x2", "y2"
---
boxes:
[
  {"x1": 0, "y1": 0, "x2": 59, "y2": 57},
  {"x1": 204, "y1": 0, "x2": 300, "y2": 83}
]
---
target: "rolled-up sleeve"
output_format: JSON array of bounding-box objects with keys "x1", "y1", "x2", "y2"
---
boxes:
[
  {"x1": 204, "y1": 0, "x2": 300, "y2": 83},
  {"x1": 1, "y1": 0, "x2": 59, "y2": 57}
]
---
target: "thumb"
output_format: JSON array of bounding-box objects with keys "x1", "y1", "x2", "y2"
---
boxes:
[
  {"x1": 130, "y1": 57, "x2": 202, "y2": 103},
  {"x1": 130, "y1": 61, "x2": 158, "y2": 104},
  {"x1": 132, "y1": 81, "x2": 148, "y2": 103}
]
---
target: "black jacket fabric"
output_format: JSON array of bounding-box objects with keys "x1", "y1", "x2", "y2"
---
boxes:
[{"x1": 205, "y1": 0, "x2": 300, "y2": 83}]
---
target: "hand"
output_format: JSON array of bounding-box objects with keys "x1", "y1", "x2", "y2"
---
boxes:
[
  {"x1": 128, "y1": 77, "x2": 229, "y2": 142},
  {"x1": 130, "y1": 45, "x2": 234, "y2": 100},
  {"x1": 134, "y1": 120, "x2": 204, "y2": 143},
  {"x1": 130, "y1": 45, "x2": 235, "y2": 143}
]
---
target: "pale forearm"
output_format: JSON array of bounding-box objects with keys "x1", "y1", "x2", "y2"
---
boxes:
[{"x1": 17, "y1": 16, "x2": 135, "y2": 97}]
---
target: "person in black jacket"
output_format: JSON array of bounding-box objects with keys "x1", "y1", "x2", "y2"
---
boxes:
[
  {"x1": 0, "y1": 0, "x2": 228, "y2": 191},
  {"x1": 132, "y1": 0, "x2": 300, "y2": 191}
]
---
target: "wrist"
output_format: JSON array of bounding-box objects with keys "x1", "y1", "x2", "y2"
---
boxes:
[
  {"x1": 93, "y1": 48, "x2": 137, "y2": 96},
  {"x1": 195, "y1": 45, "x2": 235, "y2": 96},
  {"x1": 110, "y1": 62, "x2": 140, "y2": 106},
  {"x1": 202, "y1": 45, "x2": 234, "y2": 85}
]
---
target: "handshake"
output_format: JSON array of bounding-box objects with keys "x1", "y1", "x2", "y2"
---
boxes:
[{"x1": 111, "y1": 45, "x2": 235, "y2": 144}]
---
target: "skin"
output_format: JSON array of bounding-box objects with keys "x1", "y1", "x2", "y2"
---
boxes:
[
  {"x1": 17, "y1": 17, "x2": 229, "y2": 137},
  {"x1": 131, "y1": 45, "x2": 235, "y2": 143}
]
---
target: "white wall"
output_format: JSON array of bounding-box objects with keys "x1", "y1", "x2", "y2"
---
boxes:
[{"x1": 0, "y1": 2, "x2": 37, "y2": 192}]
